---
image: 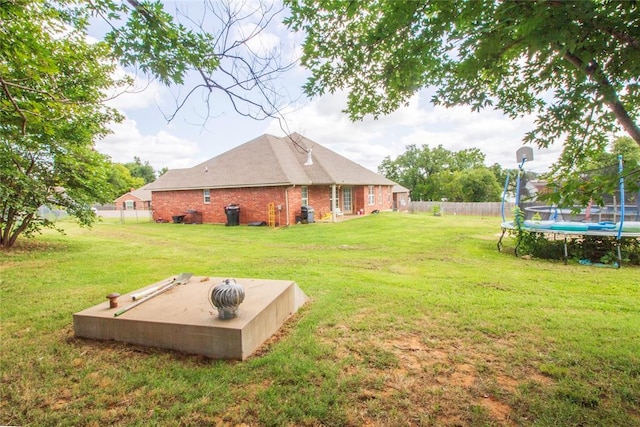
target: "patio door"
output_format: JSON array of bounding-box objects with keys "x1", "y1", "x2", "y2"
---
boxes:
[{"x1": 342, "y1": 187, "x2": 353, "y2": 213}]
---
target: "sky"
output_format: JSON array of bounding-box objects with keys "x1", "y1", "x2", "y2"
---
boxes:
[{"x1": 93, "y1": 1, "x2": 564, "y2": 176}]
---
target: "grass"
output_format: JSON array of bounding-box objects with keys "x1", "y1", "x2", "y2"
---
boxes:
[{"x1": 1, "y1": 213, "x2": 639, "y2": 426}]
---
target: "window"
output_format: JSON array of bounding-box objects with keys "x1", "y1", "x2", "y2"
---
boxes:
[
  {"x1": 125, "y1": 200, "x2": 134, "y2": 210},
  {"x1": 368, "y1": 186, "x2": 375, "y2": 205},
  {"x1": 301, "y1": 186, "x2": 308, "y2": 206},
  {"x1": 203, "y1": 189, "x2": 210, "y2": 204}
]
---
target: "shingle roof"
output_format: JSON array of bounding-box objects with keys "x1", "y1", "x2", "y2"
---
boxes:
[
  {"x1": 114, "y1": 183, "x2": 152, "y2": 202},
  {"x1": 130, "y1": 184, "x2": 152, "y2": 201},
  {"x1": 146, "y1": 133, "x2": 396, "y2": 191}
]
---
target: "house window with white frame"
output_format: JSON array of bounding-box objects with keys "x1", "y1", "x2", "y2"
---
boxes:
[
  {"x1": 125, "y1": 200, "x2": 135, "y2": 210},
  {"x1": 301, "y1": 186, "x2": 308, "y2": 206},
  {"x1": 368, "y1": 186, "x2": 375, "y2": 205},
  {"x1": 203, "y1": 189, "x2": 211, "y2": 204}
]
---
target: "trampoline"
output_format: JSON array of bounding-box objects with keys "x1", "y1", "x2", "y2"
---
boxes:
[{"x1": 498, "y1": 151, "x2": 640, "y2": 267}]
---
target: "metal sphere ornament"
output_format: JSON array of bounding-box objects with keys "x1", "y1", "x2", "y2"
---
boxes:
[{"x1": 209, "y1": 279, "x2": 245, "y2": 319}]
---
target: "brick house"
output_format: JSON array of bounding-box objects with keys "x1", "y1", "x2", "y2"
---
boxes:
[
  {"x1": 114, "y1": 184, "x2": 152, "y2": 210},
  {"x1": 146, "y1": 133, "x2": 407, "y2": 225}
]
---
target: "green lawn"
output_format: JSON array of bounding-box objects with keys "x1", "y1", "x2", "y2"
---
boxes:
[{"x1": 1, "y1": 213, "x2": 639, "y2": 426}]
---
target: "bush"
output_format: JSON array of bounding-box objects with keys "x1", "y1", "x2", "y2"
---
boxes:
[{"x1": 511, "y1": 229, "x2": 640, "y2": 266}]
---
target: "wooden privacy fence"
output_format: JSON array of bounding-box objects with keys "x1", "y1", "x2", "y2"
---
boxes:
[{"x1": 410, "y1": 201, "x2": 517, "y2": 217}]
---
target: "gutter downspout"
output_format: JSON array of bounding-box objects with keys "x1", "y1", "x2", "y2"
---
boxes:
[{"x1": 285, "y1": 184, "x2": 295, "y2": 226}]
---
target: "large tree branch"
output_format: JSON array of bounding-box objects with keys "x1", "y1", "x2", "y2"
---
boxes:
[
  {"x1": 545, "y1": 0, "x2": 640, "y2": 50},
  {"x1": 562, "y1": 49, "x2": 640, "y2": 147},
  {"x1": 1, "y1": 76, "x2": 91, "y2": 135},
  {"x1": 0, "y1": 76, "x2": 27, "y2": 134},
  {"x1": 6, "y1": 212, "x2": 34, "y2": 248},
  {"x1": 125, "y1": 0, "x2": 152, "y2": 21},
  {"x1": 604, "y1": 28, "x2": 640, "y2": 50}
]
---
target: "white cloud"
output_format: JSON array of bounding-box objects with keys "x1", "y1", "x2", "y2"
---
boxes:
[
  {"x1": 92, "y1": 4, "x2": 562, "y2": 179},
  {"x1": 237, "y1": 22, "x2": 282, "y2": 56},
  {"x1": 105, "y1": 70, "x2": 165, "y2": 111},
  {"x1": 96, "y1": 118, "x2": 201, "y2": 170},
  {"x1": 99, "y1": 85, "x2": 562, "y2": 178},
  {"x1": 267, "y1": 90, "x2": 562, "y2": 173}
]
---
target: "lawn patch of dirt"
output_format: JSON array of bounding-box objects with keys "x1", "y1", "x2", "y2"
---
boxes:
[{"x1": 320, "y1": 322, "x2": 554, "y2": 426}]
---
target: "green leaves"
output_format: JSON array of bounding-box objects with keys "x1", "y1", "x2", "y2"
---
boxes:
[
  {"x1": 286, "y1": 0, "x2": 640, "y2": 183},
  {"x1": 539, "y1": 136, "x2": 640, "y2": 209},
  {"x1": 377, "y1": 144, "x2": 501, "y2": 202},
  {"x1": 0, "y1": 0, "x2": 234, "y2": 248},
  {"x1": 0, "y1": 1, "x2": 125, "y2": 248},
  {"x1": 103, "y1": 0, "x2": 219, "y2": 85},
  {"x1": 108, "y1": 164, "x2": 145, "y2": 201}
]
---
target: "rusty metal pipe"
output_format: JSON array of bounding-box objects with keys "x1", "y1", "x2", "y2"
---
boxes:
[{"x1": 106, "y1": 293, "x2": 121, "y2": 309}]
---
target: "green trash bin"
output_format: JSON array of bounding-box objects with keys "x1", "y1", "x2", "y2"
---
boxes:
[{"x1": 225, "y1": 204, "x2": 240, "y2": 226}]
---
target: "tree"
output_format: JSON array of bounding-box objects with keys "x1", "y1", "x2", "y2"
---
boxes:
[
  {"x1": 541, "y1": 135, "x2": 640, "y2": 209},
  {"x1": 1, "y1": 2, "x2": 124, "y2": 248},
  {"x1": 377, "y1": 144, "x2": 496, "y2": 201},
  {"x1": 611, "y1": 137, "x2": 640, "y2": 167},
  {"x1": 378, "y1": 144, "x2": 457, "y2": 201},
  {"x1": 92, "y1": 0, "x2": 294, "y2": 120},
  {"x1": 1, "y1": 0, "x2": 292, "y2": 249},
  {"x1": 107, "y1": 164, "x2": 146, "y2": 200},
  {"x1": 489, "y1": 163, "x2": 510, "y2": 194},
  {"x1": 124, "y1": 157, "x2": 156, "y2": 184},
  {"x1": 285, "y1": 0, "x2": 640, "y2": 176},
  {"x1": 425, "y1": 170, "x2": 455, "y2": 202},
  {"x1": 453, "y1": 168, "x2": 503, "y2": 202}
]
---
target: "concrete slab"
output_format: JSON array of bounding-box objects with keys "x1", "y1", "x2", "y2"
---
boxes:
[{"x1": 73, "y1": 276, "x2": 308, "y2": 360}]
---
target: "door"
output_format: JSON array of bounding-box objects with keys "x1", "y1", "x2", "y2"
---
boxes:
[{"x1": 342, "y1": 186, "x2": 353, "y2": 213}]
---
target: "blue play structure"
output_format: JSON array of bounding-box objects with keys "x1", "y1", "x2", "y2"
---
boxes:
[{"x1": 498, "y1": 151, "x2": 640, "y2": 267}]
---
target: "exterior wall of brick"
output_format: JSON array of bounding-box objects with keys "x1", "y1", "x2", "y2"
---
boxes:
[
  {"x1": 307, "y1": 186, "x2": 331, "y2": 219},
  {"x1": 351, "y1": 185, "x2": 394, "y2": 215},
  {"x1": 352, "y1": 187, "x2": 365, "y2": 214},
  {"x1": 151, "y1": 184, "x2": 395, "y2": 225},
  {"x1": 152, "y1": 186, "x2": 305, "y2": 225}
]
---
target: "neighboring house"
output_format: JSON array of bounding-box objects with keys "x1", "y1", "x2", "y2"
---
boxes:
[
  {"x1": 529, "y1": 179, "x2": 549, "y2": 196},
  {"x1": 522, "y1": 179, "x2": 549, "y2": 201},
  {"x1": 146, "y1": 133, "x2": 401, "y2": 225},
  {"x1": 114, "y1": 184, "x2": 152, "y2": 210}
]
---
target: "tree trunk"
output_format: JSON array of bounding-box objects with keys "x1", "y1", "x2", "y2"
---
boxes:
[
  {"x1": 0, "y1": 212, "x2": 34, "y2": 249},
  {"x1": 605, "y1": 100, "x2": 640, "y2": 148}
]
